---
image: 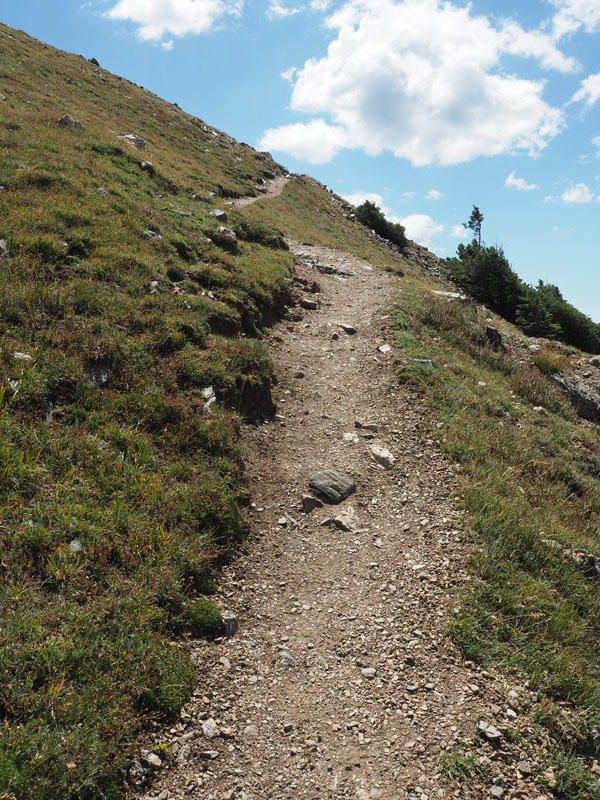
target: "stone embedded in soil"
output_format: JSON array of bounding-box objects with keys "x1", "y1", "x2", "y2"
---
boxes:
[
  {"x1": 309, "y1": 469, "x2": 356, "y2": 504},
  {"x1": 477, "y1": 720, "x2": 502, "y2": 741},
  {"x1": 369, "y1": 444, "x2": 395, "y2": 470},
  {"x1": 361, "y1": 667, "x2": 376, "y2": 678},
  {"x1": 221, "y1": 610, "x2": 238, "y2": 637},
  {"x1": 209, "y1": 209, "x2": 228, "y2": 221},
  {"x1": 279, "y1": 651, "x2": 295, "y2": 670},
  {"x1": 142, "y1": 752, "x2": 163, "y2": 769},
  {"x1": 202, "y1": 718, "x2": 219, "y2": 739},
  {"x1": 334, "y1": 505, "x2": 360, "y2": 532},
  {"x1": 337, "y1": 322, "x2": 357, "y2": 335},
  {"x1": 301, "y1": 494, "x2": 323, "y2": 513},
  {"x1": 300, "y1": 298, "x2": 318, "y2": 310},
  {"x1": 412, "y1": 358, "x2": 434, "y2": 370}
]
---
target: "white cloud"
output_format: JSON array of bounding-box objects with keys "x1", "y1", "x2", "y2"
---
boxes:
[
  {"x1": 105, "y1": 0, "x2": 242, "y2": 41},
  {"x1": 259, "y1": 118, "x2": 347, "y2": 163},
  {"x1": 342, "y1": 191, "x2": 389, "y2": 213},
  {"x1": 310, "y1": 0, "x2": 331, "y2": 8},
  {"x1": 505, "y1": 171, "x2": 539, "y2": 191},
  {"x1": 426, "y1": 189, "x2": 443, "y2": 200},
  {"x1": 561, "y1": 182, "x2": 595, "y2": 202},
  {"x1": 264, "y1": 0, "x2": 566, "y2": 167},
  {"x1": 593, "y1": 134, "x2": 600, "y2": 152},
  {"x1": 571, "y1": 72, "x2": 600, "y2": 105},
  {"x1": 399, "y1": 213, "x2": 444, "y2": 247},
  {"x1": 451, "y1": 224, "x2": 469, "y2": 238},
  {"x1": 268, "y1": 1, "x2": 302, "y2": 17},
  {"x1": 160, "y1": 39, "x2": 174, "y2": 50},
  {"x1": 402, "y1": 191, "x2": 414, "y2": 200},
  {"x1": 550, "y1": 0, "x2": 600, "y2": 39},
  {"x1": 281, "y1": 67, "x2": 298, "y2": 82}
]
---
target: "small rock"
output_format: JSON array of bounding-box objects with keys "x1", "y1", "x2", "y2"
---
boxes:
[
  {"x1": 242, "y1": 724, "x2": 259, "y2": 739},
  {"x1": 343, "y1": 432, "x2": 359, "y2": 443},
  {"x1": 279, "y1": 651, "x2": 295, "y2": 670},
  {"x1": 370, "y1": 445, "x2": 395, "y2": 470},
  {"x1": 199, "y1": 750, "x2": 219, "y2": 759},
  {"x1": 176, "y1": 744, "x2": 192, "y2": 764},
  {"x1": 490, "y1": 787, "x2": 504, "y2": 799},
  {"x1": 355, "y1": 420, "x2": 378, "y2": 432},
  {"x1": 518, "y1": 761, "x2": 533, "y2": 776},
  {"x1": 209, "y1": 209, "x2": 228, "y2": 221},
  {"x1": 123, "y1": 133, "x2": 145, "y2": 149},
  {"x1": 222, "y1": 610, "x2": 238, "y2": 637},
  {"x1": 477, "y1": 720, "x2": 502, "y2": 741},
  {"x1": 202, "y1": 718, "x2": 220, "y2": 739},
  {"x1": 309, "y1": 469, "x2": 356, "y2": 504},
  {"x1": 543, "y1": 768, "x2": 557, "y2": 790},
  {"x1": 203, "y1": 386, "x2": 217, "y2": 411},
  {"x1": 59, "y1": 114, "x2": 84, "y2": 130},
  {"x1": 361, "y1": 667, "x2": 376, "y2": 678},
  {"x1": 139, "y1": 161, "x2": 154, "y2": 175},
  {"x1": 212, "y1": 226, "x2": 237, "y2": 248},
  {"x1": 334, "y1": 506, "x2": 360, "y2": 533},
  {"x1": 142, "y1": 752, "x2": 163, "y2": 769},
  {"x1": 486, "y1": 326, "x2": 505, "y2": 352},
  {"x1": 87, "y1": 362, "x2": 109, "y2": 388},
  {"x1": 0, "y1": 240, "x2": 9, "y2": 259},
  {"x1": 294, "y1": 371, "x2": 305, "y2": 379},
  {"x1": 337, "y1": 323, "x2": 356, "y2": 335},
  {"x1": 412, "y1": 358, "x2": 434, "y2": 370},
  {"x1": 301, "y1": 495, "x2": 323, "y2": 513},
  {"x1": 299, "y1": 298, "x2": 318, "y2": 311},
  {"x1": 219, "y1": 656, "x2": 231, "y2": 670},
  {"x1": 88, "y1": 57, "x2": 100, "y2": 66},
  {"x1": 0, "y1": 94, "x2": 6, "y2": 102},
  {"x1": 378, "y1": 344, "x2": 392, "y2": 353},
  {"x1": 13, "y1": 352, "x2": 32, "y2": 361},
  {"x1": 68, "y1": 539, "x2": 83, "y2": 553},
  {"x1": 144, "y1": 229, "x2": 162, "y2": 240},
  {"x1": 283, "y1": 722, "x2": 294, "y2": 733}
]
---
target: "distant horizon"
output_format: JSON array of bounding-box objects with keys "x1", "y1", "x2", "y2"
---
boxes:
[{"x1": 2, "y1": 0, "x2": 600, "y2": 321}]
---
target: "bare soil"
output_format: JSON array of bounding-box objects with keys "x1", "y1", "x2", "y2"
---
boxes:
[{"x1": 134, "y1": 244, "x2": 552, "y2": 800}]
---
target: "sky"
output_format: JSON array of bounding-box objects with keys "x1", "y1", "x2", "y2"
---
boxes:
[{"x1": 2, "y1": 0, "x2": 600, "y2": 319}]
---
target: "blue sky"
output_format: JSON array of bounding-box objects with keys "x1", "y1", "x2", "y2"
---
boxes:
[{"x1": 3, "y1": 0, "x2": 600, "y2": 319}]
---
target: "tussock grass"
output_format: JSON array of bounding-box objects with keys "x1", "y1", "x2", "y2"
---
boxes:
[{"x1": 394, "y1": 288, "x2": 600, "y2": 798}]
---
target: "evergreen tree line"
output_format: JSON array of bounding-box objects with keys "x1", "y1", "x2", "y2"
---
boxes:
[{"x1": 445, "y1": 240, "x2": 600, "y2": 354}]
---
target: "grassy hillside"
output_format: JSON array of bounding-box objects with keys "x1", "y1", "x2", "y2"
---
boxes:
[
  {"x1": 0, "y1": 23, "x2": 298, "y2": 800},
  {"x1": 2, "y1": 20, "x2": 600, "y2": 800}
]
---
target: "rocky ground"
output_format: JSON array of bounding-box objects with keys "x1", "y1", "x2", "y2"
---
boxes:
[{"x1": 131, "y1": 243, "x2": 556, "y2": 800}]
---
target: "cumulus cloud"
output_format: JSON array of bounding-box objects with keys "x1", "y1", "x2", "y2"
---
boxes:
[
  {"x1": 342, "y1": 191, "x2": 389, "y2": 212},
  {"x1": 426, "y1": 189, "x2": 443, "y2": 200},
  {"x1": 399, "y1": 214, "x2": 444, "y2": 247},
  {"x1": 505, "y1": 171, "x2": 539, "y2": 191},
  {"x1": 105, "y1": 0, "x2": 242, "y2": 41},
  {"x1": 571, "y1": 72, "x2": 600, "y2": 105},
  {"x1": 451, "y1": 225, "x2": 469, "y2": 239},
  {"x1": 263, "y1": 0, "x2": 566, "y2": 166},
  {"x1": 550, "y1": 0, "x2": 600, "y2": 39},
  {"x1": 561, "y1": 182, "x2": 595, "y2": 202},
  {"x1": 259, "y1": 118, "x2": 347, "y2": 163},
  {"x1": 592, "y1": 134, "x2": 600, "y2": 152}
]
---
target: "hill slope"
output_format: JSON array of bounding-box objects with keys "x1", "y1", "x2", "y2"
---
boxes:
[{"x1": 3, "y1": 22, "x2": 600, "y2": 800}]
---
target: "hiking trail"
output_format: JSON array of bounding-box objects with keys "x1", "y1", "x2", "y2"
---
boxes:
[{"x1": 133, "y1": 241, "x2": 546, "y2": 800}]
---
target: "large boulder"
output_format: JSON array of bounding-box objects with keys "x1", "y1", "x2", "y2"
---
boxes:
[{"x1": 552, "y1": 374, "x2": 600, "y2": 422}]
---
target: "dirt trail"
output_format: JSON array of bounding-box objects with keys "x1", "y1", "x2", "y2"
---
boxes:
[
  {"x1": 232, "y1": 176, "x2": 290, "y2": 208},
  {"x1": 135, "y1": 244, "x2": 545, "y2": 800}
]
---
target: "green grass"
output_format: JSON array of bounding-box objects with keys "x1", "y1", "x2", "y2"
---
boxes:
[
  {"x1": 393, "y1": 287, "x2": 600, "y2": 798},
  {"x1": 0, "y1": 21, "x2": 295, "y2": 800}
]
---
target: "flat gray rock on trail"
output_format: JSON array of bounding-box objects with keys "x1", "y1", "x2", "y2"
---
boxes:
[{"x1": 309, "y1": 469, "x2": 356, "y2": 503}]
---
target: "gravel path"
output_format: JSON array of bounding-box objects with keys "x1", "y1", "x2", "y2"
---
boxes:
[{"x1": 133, "y1": 244, "x2": 550, "y2": 800}]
